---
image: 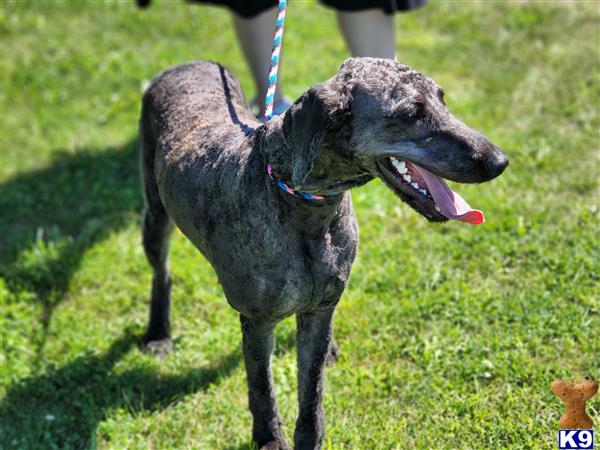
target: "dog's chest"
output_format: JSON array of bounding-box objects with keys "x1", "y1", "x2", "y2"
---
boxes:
[
  {"x1": 210, "y1": 211, "x2": 358, "y2": 320},
  {"x1": 301, "y1": 225, "x2": 357, "y2": 309}
]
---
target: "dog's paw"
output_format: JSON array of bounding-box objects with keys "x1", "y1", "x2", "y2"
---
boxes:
[
  {"x1": 260, "y1": 440, "x2": 291, "y2": 450},
  {"x1": 143, "y1": 338, "x2": 173, "y2": 359}
]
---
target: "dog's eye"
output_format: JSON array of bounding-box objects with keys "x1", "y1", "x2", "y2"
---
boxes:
[
  {"x1": 406, "y1": 102, "x2": 426, "y2": 120},
  {"x1": 385, "y1": 100, "x2": 426, "y2": 121}
]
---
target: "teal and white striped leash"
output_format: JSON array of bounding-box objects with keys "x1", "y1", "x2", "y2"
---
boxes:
[{"x1": 264, "y1": 0, "x2": 287, "y2": 122}]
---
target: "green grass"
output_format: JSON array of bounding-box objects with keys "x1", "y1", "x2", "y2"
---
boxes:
[{"x1": 1, "y1": 1, "x2": 599, "y2": 449}]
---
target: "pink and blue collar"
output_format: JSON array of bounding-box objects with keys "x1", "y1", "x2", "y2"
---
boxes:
[{"x1": 267, "y1": 164, "x2": 327, "y2": 201}]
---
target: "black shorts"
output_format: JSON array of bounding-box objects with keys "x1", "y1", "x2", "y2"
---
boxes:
[{"x1": 192, "y1": 0, "x2": 426, "y2": 18}]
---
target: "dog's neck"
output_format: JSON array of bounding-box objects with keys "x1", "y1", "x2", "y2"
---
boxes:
[
  {"x1": 258, "y1": 116, "x2": 372, "y2": 201},
  {"x1": 258, "y1": 116, "x2": 302, "y2": 186}
]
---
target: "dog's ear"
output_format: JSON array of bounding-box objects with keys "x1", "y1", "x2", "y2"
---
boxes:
[{"x1": 284, "y1": 81, "x2": 351, "y2": 188}]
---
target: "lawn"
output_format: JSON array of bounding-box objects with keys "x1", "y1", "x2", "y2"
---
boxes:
[{"x1": 1, "y1": 1, "x2": 599, "y2": 449}]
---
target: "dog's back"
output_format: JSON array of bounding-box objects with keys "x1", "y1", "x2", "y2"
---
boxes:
[
  {"x1": 139, "y1": 61, "x2": 262, "y2": 254},
  {"x1": 142, "y1": 61, "x2": 257, "y2": 158}
]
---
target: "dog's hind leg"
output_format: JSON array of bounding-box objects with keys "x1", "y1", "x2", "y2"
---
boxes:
[
  {"x1": 139, "y1": 117, "x2": 174, "y2": 357},
  {"x1": 142, "y1": 205, "x2": 173, "y2": 356}
]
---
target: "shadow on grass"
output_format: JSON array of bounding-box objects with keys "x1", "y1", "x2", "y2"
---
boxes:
[
  {"x1": 0, "y1": 329, "x2": 243, "y2": 449},
  {"x1": 0, "y1": 138, "x2": 142, "y2": 362}
]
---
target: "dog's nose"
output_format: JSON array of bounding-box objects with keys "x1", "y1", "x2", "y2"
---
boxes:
[{"x1": 484, "y1": 149, "x2": 509, "y2": 179}]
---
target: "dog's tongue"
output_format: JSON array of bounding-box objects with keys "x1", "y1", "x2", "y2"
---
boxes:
[{"x1": 411, "y1": 165, "x2": 484, "y2": 225}]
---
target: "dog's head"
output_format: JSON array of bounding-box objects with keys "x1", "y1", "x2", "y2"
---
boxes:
[{"x1": 277, "y1": 57, "x2": 508, "y2": 222}]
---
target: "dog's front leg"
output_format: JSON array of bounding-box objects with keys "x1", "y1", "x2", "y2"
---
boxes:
[
  {"x1": 240, "y1": 315, "x2": 290, "y2": 450},
  {"x1": 294, "y1": 308, "x2": 335, "y2": 450}
]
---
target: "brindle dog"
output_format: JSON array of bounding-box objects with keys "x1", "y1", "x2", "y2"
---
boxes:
[{"x1": 138, "y1": 57, "x2": 508, "y2": 449}]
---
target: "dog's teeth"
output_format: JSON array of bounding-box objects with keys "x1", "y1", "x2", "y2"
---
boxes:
[
  {"x1": 411, "y1": 182, "x2": 419, "y2": 189},
  {"x1": 419, "y1": 188, "x2": 427, "y2": 195},
  {"x1": 435, "y1": 206, "x2": 441, "y2": 212},
  {"x1": 391, "y1": 159, "x2": 408, "y2": 174},
  {"x1": 403, "y1": 175, "x2": 411, "y2": 183}
]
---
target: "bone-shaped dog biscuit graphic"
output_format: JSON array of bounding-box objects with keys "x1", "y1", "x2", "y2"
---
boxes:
[{"x1": 551, "y1": 379, "x2": 598, "y2": 429}]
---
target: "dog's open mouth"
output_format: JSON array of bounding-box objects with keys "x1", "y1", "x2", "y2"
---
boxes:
[{"x1": 376, "y1": 158, "x2": 484, "y2": 225}]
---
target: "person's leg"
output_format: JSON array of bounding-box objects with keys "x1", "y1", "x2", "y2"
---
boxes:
[
  {"x1": 233, "y1": 8, "x2": 285, "y2": 117},
  {"x1": 336, "y1": 8, "x2": 396, "y2": 59}
]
